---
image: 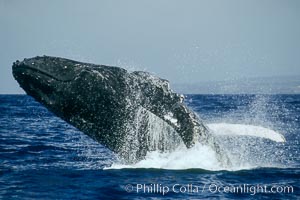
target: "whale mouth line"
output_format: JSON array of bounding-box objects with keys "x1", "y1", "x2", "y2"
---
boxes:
[{"x1": 13, "y1": 64, "x2": 74, "y2": 83}]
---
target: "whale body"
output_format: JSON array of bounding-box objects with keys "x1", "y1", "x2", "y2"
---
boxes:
[{"x1": 12, "y1": 56, "x2": 221, "y2": 163}]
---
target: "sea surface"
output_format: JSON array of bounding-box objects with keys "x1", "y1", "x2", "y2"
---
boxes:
[{"x1": 0, "y1": 94, "x2": 299, "y2": 199}]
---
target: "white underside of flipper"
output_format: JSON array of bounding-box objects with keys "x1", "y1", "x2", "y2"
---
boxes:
[{"x1": 208, "y1": 123, "x2": 286, "y2": 143}]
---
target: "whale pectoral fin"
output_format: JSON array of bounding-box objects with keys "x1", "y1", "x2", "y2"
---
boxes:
[
  {"x1": 150, "y1": 103, "x2": 208, "y2": 149},
  {"x1": 170, "y1": 104, "x2": 206, "y2": 147},
  {"x1": 208, "y1": 123, "x2": 286, "y2": 143}
]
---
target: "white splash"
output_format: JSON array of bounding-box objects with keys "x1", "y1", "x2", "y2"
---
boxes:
[{"x1": 107, "y1": 143, "x2": 222, "y2": 170}]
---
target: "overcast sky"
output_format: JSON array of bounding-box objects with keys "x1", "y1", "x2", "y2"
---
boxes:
[{"x1": 1, "y1": 0, "x2": 300, "y2": 94}]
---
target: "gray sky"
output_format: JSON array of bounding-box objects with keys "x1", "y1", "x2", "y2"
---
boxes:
[{"x1": 1, "y1": 0, "x2": 300, "y2": 94}]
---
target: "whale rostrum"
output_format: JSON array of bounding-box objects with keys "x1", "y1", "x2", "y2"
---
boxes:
[{"x1": 12, "y1": 56, "x2": 226, "y2": 164}]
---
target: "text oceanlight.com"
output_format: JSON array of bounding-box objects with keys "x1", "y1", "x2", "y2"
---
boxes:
[{"x1": 124, "y1": 183, "x2": 294, "y2": 196}]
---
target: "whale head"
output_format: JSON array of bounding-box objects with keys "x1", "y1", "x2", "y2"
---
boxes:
[
  {"x1": 13, "y1": 56, "x2": 127, "y2": 121},
  {"x1": 13, "y1": 56, "x2": 132, "y2": 151}
]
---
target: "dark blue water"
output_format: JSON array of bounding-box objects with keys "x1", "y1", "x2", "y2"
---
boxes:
[{"x1": 0, "y1": 94, "x2": 299, "y2": 199}]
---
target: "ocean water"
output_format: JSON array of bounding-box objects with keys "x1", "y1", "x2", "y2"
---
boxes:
[{"x1": 0, "y1": 94, "x2": 299, "y2": 199}]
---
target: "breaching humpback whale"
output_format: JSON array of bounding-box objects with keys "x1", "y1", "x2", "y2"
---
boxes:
[{"x1": 12, "y1": 56, "x2": 223, "y2": 164}]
